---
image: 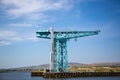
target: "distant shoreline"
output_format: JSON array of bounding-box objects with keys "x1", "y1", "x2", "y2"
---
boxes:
[{"x1": 0, "y1": 62, "x2": 120, "y2": 73}]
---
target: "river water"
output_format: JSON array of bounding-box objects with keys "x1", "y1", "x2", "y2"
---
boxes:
[{"x1": 0, "y1": 72, "x2": 120, "y2": 80}]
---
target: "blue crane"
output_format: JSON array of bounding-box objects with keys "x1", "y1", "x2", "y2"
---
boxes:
[{"x1": 36, "y1": 27, "x2": 100, "y2": 72}]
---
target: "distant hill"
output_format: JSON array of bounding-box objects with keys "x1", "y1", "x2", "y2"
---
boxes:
[
  {"x1": 13, "y1": 62, "x2": 120, "y2": 70},
  {"x1": 1, "y1": 62, "x2": 120, "y2": 73},
  {"x1": 92, "y1": 62, "x2": 120, "y2": 67}
]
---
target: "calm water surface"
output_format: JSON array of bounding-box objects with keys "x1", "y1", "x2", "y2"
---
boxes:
[{"x1": 0, "y1": 72, "x2": 120, "y2": 80}]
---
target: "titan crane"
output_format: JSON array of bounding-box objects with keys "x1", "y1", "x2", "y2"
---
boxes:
[{"x1": 36, "y1": 27, "x2": 100, "y2": 72}]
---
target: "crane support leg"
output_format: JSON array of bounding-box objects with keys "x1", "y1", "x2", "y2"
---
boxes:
[{"x1": 53, "y1": 39, "x2": 68, "y2": 72}]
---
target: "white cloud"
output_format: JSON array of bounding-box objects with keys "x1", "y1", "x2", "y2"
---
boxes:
[
  {"x1": 0, "y1": 0, "x2": 75, "y2": 46},
  {"x1": 0, "y1": 30, "x2": 38, "y2": 46},
  {"x1": 0, "y1": 30, "x2": 22, "y2": 41},
  {"x1": 1, "y1": 0, "x2": 72, "y2": 19},
  {"x1": 8, "y1": 23, "x2": 33, "y2": 28},
  {"x1": 0, "y1": 30, "x2": 22, "y2": 46},
  {"x1": 0, "y1": 41, "x2": 11, "y2": 46}
]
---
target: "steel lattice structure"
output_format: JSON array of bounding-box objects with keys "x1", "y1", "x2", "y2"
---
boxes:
[{"x1": 36, "y1": 27, "x2": 100, "y2": 72}]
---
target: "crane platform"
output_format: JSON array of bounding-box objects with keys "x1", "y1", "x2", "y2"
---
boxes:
[{"x1": 31, "y1": 71, "x2": 120, "y2": 78}]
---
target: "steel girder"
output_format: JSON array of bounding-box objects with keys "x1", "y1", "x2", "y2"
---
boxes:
[
  {"x1": 54, "y1": 39, "x2": 68, "y2": 72},
  {"x1": 36, "y1": 28, "x2": 100, "y2": 72},
  {"x1": 36, "y1": 30, "x2": 100, "y2": 40}
]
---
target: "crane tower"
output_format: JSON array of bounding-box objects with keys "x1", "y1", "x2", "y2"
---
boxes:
[{"x1": 36, "y1": 27, "x2": 100, "y2": 72}]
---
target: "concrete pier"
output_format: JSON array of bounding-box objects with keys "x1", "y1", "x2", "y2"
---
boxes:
[
  {"x1": 31, "y1": 72, "x2": 43, "y2": 77},
  {"x1": 31, "y1": 72, "x2": 120, "y2": 78}
]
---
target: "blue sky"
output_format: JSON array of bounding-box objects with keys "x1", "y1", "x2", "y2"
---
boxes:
[{"x1": 0, "y1": 0, "x2": 120, "y2": 69}]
